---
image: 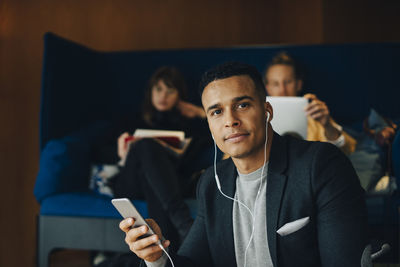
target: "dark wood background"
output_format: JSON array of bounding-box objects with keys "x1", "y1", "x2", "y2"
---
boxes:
[{"x1": 0, "y1": 0, "x2": 399, "y2": 266}]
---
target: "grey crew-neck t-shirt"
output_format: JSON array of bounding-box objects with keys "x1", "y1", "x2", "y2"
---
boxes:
[{"x1": 233, "y1": 163, "x2": 273, "y2": 267}]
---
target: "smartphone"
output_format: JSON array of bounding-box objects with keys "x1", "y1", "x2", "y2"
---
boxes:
[{"x1": 111, "y1": 198, "x2": 157, "y2": 239}]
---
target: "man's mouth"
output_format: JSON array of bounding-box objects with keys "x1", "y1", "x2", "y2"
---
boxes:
[{"x1": 224, "y1": 132, "x2": 249, "y2": 143}]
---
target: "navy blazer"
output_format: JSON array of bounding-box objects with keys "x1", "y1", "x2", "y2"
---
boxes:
[{"x1": 170, "y1": 133, "x2": 368, "y2": 267}]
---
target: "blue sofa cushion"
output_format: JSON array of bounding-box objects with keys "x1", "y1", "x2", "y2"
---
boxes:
[
  {"x1": 34, "y1": 121, "x2": 114, "y2": 203},
  {"x1": 40, "y1": 192, "x2": 148, "y2": 218},
  {"x1": 34, "y1": 137, "x2": 91, "y2": 203},
  {"x1": 39, "y1": 192, "x2": 198, "y2": 219}
]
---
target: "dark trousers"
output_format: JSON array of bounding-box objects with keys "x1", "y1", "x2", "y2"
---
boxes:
[{"x1": 110, "y1": 138, "x2": 195, "y2": 249}]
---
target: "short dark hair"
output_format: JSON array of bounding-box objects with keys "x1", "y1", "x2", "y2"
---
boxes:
[
  {"x1": 263, "y1": 51, "x2": 303, "y2": 83},
  {"x1": 199, "y1": 62, "x2": 266, "y2": 102}
]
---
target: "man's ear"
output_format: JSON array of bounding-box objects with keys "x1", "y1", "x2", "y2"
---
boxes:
[{"x1": 265, "y1": 101, "x2": 273, "y2": 122}]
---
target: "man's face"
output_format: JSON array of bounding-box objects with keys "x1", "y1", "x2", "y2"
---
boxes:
[
  {"x1": 265, "y1": 64, "x2": 302, "y2": 96},
  {"x1": 202, "y1": 75, "x2": 270, "y2": 159}
]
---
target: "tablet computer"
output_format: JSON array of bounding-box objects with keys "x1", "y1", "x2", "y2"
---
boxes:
[{"x1": 266, "y1": 96, "x2": 308, "y2": 140}]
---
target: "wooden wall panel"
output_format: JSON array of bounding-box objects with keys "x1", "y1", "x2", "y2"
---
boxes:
[
  {"x1": 323, "y1": 0, "x2": 400, "y2": 43},
  {"x1": 277, "y1": 0, "x2": 324, "y2": 44}
]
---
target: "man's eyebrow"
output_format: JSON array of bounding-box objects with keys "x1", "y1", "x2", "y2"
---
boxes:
[
  {"x1": 206, "y1": 103, "x2": 221, "y2": 113},
  {"x1": 206, "y1": 95, "x2": 255, "y2": 113},
  {"x1": 233, "y1": 95, "x2": 254, "y2": 102}
]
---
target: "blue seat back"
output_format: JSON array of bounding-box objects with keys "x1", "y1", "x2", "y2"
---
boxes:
[{"x1": 40, "y1": 32, "x2": 400, "y2": 150}]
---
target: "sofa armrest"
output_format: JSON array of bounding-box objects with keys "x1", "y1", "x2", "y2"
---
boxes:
[{"x1": 34, "y1": 136, "x2": 91, "y2": 203}]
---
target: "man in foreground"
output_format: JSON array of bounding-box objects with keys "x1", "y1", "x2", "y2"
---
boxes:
[{"x1": 119, "y1": 62, "x2": 368, "y2": 266}]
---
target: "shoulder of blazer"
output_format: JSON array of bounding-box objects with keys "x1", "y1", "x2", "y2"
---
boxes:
[
  {"x1": 196, "y1": 158, "x2": 236, "y2": 197},
  {"x1": 270, "y1": 132, "x2": 345, "y2": 173}
]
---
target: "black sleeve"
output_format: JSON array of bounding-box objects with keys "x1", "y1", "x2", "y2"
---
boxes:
[{"x1": 312, "y1": 144, "x2": 369, "y2": 266}]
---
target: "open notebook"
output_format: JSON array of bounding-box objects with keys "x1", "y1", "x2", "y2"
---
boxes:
[
  {"x1": 266, "y1": 96, "x2": 308, "y2": 140},
  {"x1": 125, "y1": 129, "x2": 185, "y2": 148}
]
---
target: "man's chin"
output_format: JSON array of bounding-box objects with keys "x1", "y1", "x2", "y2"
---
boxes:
[{"x1": 226, "y1": 149, "x2": 251, "y2": 159}]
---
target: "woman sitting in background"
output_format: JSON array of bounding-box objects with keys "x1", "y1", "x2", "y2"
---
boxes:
[{"x1": 110, "y1": 66, "x2": 210, "y2": 248}]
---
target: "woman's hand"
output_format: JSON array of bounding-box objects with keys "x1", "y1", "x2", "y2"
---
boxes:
[
  {"x1": 177, "y1": 100, "x2": 206, "y2": 119},
  {"x1": 117, "y1": 132, "x2": 130, "y2": 160},
  {"x1": 119, "y1": 218, "x2": 170, "y2": 262},
  {"x1": 304, "y1": 94, "x2": 330, "y2": 126},
  {"x1": 304, "y1": 93, "x2": 341, "y2": 141},
  {"x1": 117, "y1": 132, "x2": 142, "y2": 161}
]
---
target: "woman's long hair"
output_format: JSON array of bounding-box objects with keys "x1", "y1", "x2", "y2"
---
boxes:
[{"x1": 142, "y1": 66, "x2": 188, "y2": 125}]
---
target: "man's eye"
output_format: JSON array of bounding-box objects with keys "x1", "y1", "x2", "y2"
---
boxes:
[
  {"x1": 238, "y1": 103, "x2": 249, "y2": 109},
  {"x1": 211, "y1": 110, "x2": 222, "y2": 116}
]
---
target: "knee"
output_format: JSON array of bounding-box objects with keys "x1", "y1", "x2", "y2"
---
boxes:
[{"x1": 134, "y1": 138, "x2": 163, "y2": 151}]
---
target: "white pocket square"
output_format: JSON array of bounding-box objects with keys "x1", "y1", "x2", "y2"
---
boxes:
[{"x1": 276, "y1": 216, "x2": 310, "y2": 236}]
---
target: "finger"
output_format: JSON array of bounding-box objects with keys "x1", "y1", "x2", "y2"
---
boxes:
[
  {"x1": 119, "y1": 132, "x2": 130, "y2": 141},
  {"x1": 120, "y1": 218, "x2": 135, "y2": 232},
  {"x1": 133, "y1": 239, "x2": 170, "y2": 261},
  {"x1": 118, "y1": 133, "x2": 129, "y2": 145},
  {"x1": 162, "y1": 239, "x2": 171, "y2": 248},
  {"x1": 305, "y1": 104, "x2": 325, "y2": 115},
  {"x1": 303, "y1": 93, "x2": 316, "y2": 100},
  {"x1": 305, "y1": 101, "x2": 317, "y2": 112},
  {"x1": 309, "y1": 110, "x2": 328, "y2": 121},
  {"x1": 135, "y1": 242, "x2": 164, "y2": 261},
  {"x1": 137, "y1": 239, "x2": 170, "y2": 261},
  {"x1": 125, "y1": 225, "x2": 152, "y2": 246},
  {"x1": 119, "y1": 133, "x2": 131, "y2": 149},
  {"x1": 305, "y1": 101, "x2": 327, "y2": 113},
  {"x1": 307, "y1": 104, "x2": 328, "y2": 116},
  {"x1": 131, "y1": 233, "x2": 161, "y2": 252}
]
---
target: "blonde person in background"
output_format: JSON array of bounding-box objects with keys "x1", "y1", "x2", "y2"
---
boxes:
[{"x1": 264, "y1": 52, "x2": 356, "y2": 155}]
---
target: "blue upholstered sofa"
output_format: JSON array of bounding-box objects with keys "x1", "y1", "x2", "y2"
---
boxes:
[{"x1": 34, "y1": 32, "x2": 400, "y2": 266}]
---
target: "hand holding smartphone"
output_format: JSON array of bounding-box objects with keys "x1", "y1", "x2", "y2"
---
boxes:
[
  {"x1": 111, "y1": 198, "x2": 158, "y2": 240},
  {"x1": 112, "y1": 198, "x2": 175, "y2": 266}
]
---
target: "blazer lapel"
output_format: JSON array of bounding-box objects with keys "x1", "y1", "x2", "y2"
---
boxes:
[
  {"x1": 215, "y1": 159, "x2": 237, "y2": 267},
  {"x1": 266, "y1": 133, "x2": 288, "y2": 267}
]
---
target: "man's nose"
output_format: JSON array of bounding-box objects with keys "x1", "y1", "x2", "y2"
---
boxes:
[{"x1": 224, "y1": 111, "x2": 240, "y2": 128}]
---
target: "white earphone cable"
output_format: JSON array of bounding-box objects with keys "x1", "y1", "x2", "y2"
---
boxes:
[{"x1": 159, "y1": 244, "x2": 175, "y2": 267}]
